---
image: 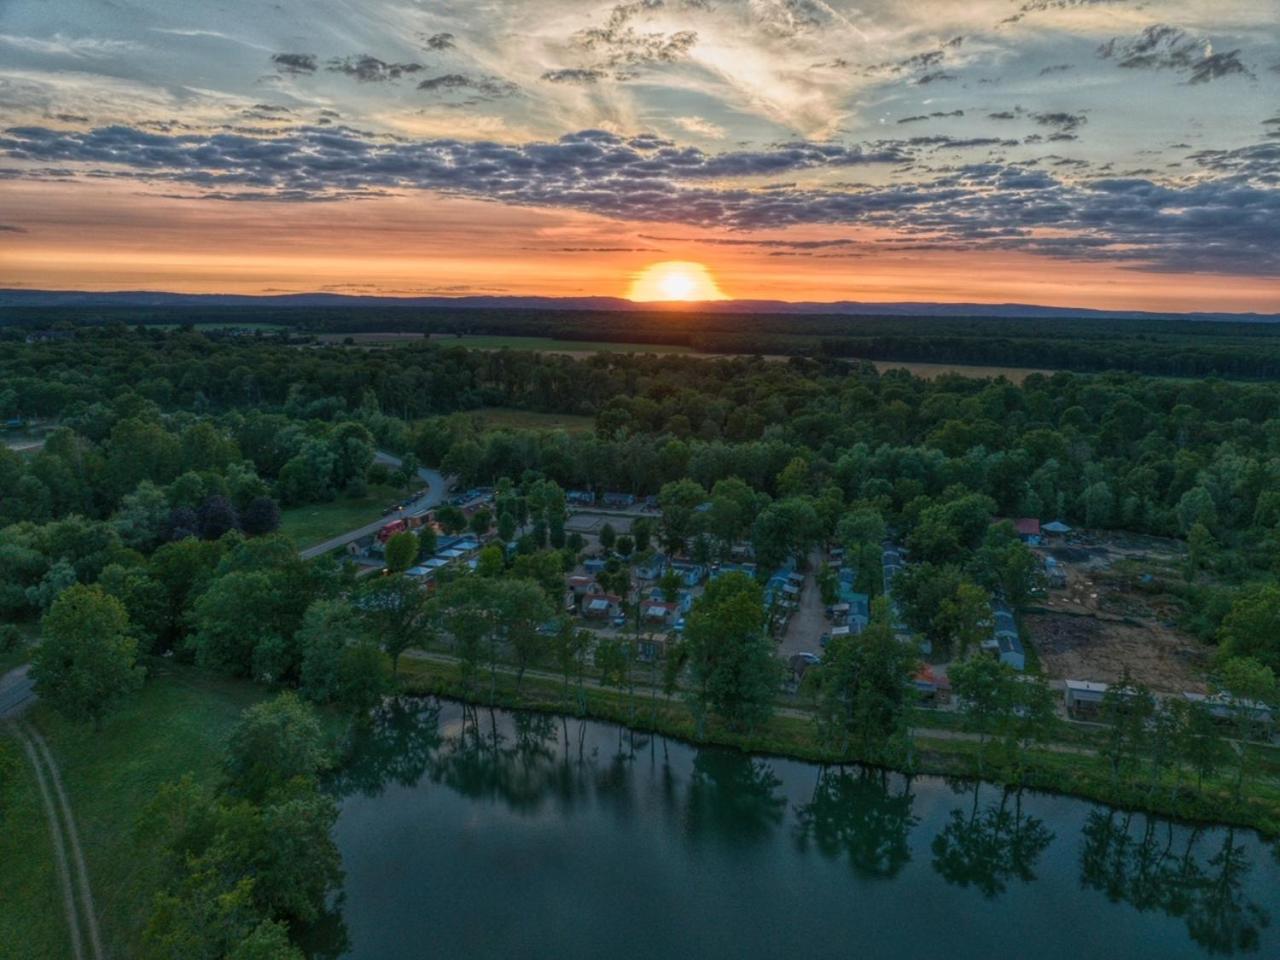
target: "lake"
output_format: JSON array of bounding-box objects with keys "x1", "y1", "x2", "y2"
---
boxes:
[{"x1": 327, "y1": 699, "x2": 1279, "y2": 960}]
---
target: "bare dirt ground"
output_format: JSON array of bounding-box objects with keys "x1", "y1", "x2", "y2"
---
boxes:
[{"x1": 1028, "y1": 532, "x2": 1208, "y2": 693}]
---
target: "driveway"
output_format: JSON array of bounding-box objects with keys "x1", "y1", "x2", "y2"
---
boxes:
[
  {"x1": 298, "y1": 451, "x2": 452, "y2": 560},
  {"x1": 0, "y1": 664, "x2": 36, "y2": 719},
  {"x1": 779, "y1": 549, "x2": 828, "y2": 658}
]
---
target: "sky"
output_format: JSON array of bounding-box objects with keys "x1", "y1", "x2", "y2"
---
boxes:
[{"x1": 1, "y1": 0, "x2": 1278, "y2": 310}]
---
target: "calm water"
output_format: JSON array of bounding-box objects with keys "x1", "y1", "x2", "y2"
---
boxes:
[{"x1": 327, "y1": 700, "x2": 1279, "y2": 960}]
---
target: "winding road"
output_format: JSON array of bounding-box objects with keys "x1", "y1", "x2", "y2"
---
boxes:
[{"x1": 298, "y1": 452, "x2": 451, "y2": 560}]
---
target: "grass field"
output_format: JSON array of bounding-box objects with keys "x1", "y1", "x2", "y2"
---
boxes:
[
  {"x1": 0, "y1": 664, "x2": 270, "y2": 959},
  {"x1": 434, "y1": 335, "x2": 697, "y2": 355},
  {"x1": 279, "y1": 483, "x2": 408, "y2": 548},
  {"x1": 471, "y1": 407, "x2": 596, "y2": 433}
]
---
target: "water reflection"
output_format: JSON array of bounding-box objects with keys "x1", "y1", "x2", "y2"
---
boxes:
[
  {"x1": 332, "y1": 700, "x2": 1275, "y2": 959},
  {"x1": 1080, "y1": 810, "x2": 1271, "y2": 954},
  {"x1": 793, "y1": 766, "x2": 918, "y2": 879},
  {"x1": 931, "y1": 783, "x2": 1055, "y2": 897}
]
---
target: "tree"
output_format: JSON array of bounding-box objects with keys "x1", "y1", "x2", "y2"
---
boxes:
[
  {"x1": 114, "y1": 480, "x2": 171, "y2": 550},
  {"x1": 683, "y1": 572, "x2": 780, "y2": 733},
  {"x1": 751, "y1": 497, "x2": 819, "y2": 571},
  {"x1": 973, "y1": 522, "x2": 1040, "y2": 607},
  {"x1": 197, "y1": 495, "x2": 240, "y2": 540},
  {"x1": 475, "y1": 544, "x2": 504, "y2": 578},
  {"x1": 1217, "y1": 584, "x2": 1280, "y2": 673},
  {"x1": 416, "y1": 524, "x2": 438, "y2": 560},
  {"x1": 631, "y1": 517, "x2": 653, "y2": 553},
  {"x1": 1217, "y1": 657, "x2": 1278, "y2": 796},
  {"x1": 384, "y1": 531, "x2": 419, "y2": 572},
  {"x1": 936, "y1": 581, "x2": 993, "y2": 658},
  {"x1": 599, "y1": 522, "x2": 617, "y2": 552},
  {"x1": 949, "y1": 656, "x2": 1006, "y2": 776},
  {"x1": 223, "y1": 693, "x2": 326, "y2": 803},
  {"x1": 1099, "y1": 672, "x2": 1155, "y2": 787},
  {"x1": 297, "y1": 599, "x2": 389, "y2": 715},
  {"x1": 32, "y1": 584, "x2": 144, "y2": 728},
  {"x1": 615, "y1": 534, "x2": 634, "y2": 558},
  {"x1": 494, "y1": 578, "x2": 551, "y2": 692},
  {"x1": 356, "y1": 574, "x2": 431, "y2": 675},
  {"x1": 240, "y1": 496, "x2": 281, "y2": 537},
  {"x1": 657, "y1": 478, "x2": 706, "y2": 553},
  {"x1": 435, "y1": 504, "x2": 467, "y2": 535},
  {"x1": 496, "y1": 511, "x2": 517, "y2": 543},
  {"x1": 813, "y1": 597, "x2": 917, "y2": 761},
  {"x1": 469, "y1": 508, "x2": 492, "y2": 537},
  {"x1": 551, "y1": 619, "x2": 591, "y2": 712}
]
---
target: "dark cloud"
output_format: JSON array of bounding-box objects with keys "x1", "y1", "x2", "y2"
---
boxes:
[
  {"x1": 0, "y1": 223, "x2": 27, "y2": 232},
  {"x1": 1038, "y1": 64, "x2": 1074, "y2": 76},
  {"x1": 565, "y1": 0, "x2": 697, "y2": 78},
  {"x1": 1187, "y1": 50, "x2": 1252, "y2": 84},
  {"x1": 418, "y1": 74, "x2": 518, "y2": 98},
  {"x1": 51, "y1": 113, "x2": 90, "y2": 123},
  {"x1": 1032, "y1": 111, "x2": 1087, "y2": 131},
  {"x1": 542, "y1": 68, "x2": 609, "y2": 84},
  {"x1": 988, "y1": 111, "x2": 1019, "y2": 120},
  {"x1": 271, "y1": 53, "x2": 317, "y2": 75},
  {"x1": 327, "y1": 55, "x2": 424, "y2": 82},
  {"x1": 916, "y1": 71, "x2": 957, "y2": 85},
  {"x1": 1002, "y1": 0, "x2": 1130, "y2": 26},
  {"x1": 4, "y1": 124, "x2": 1277, "y2": 274},
  {"x1": 424, "y1": 33, "x2": 456, "y2": 51},
  {"x1": 898, "y1": 110, "x2": 965, "y2": 124},
  {"x1": 1098, "y1": 25, "x2": 1254, "y2": 83}
]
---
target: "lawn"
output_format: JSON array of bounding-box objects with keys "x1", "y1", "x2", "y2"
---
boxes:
[
  {"x1": 435, "y1": 335, "x2": 696, "y2": 355},
  {"x1": 279, "y1": 483, "x2": 408, "y2": 549},
  {"x1": 471, "y1": 407, "x2": 596, "y2": 433},
  {"x1": 0, "y1": 663, "x2": 270, "y2": 959}
]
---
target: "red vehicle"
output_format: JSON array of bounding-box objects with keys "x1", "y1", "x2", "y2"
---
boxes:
[{"x1": 377, "y1": 518, "x2": 408, "y2": 543}]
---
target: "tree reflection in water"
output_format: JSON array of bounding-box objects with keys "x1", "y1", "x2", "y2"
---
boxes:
[
  {"x1": 930, "y1": 783, "x2": 1054, "y2": 898},
  {"x1": 793, "y1": 765, "x2": 919, "y2": 879},
  {"x1": 330, "y1": 700, "x2": 1273, "y2": 959},
  {"x1": 1080, "y1": 809, "x2": 1270, "y2": 955},
  {"x1": 685, "y1": 750, "x2": 786, "y2": 847}
]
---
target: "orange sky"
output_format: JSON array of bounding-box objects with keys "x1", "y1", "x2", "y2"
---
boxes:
[{"x1": 4, "y1": 181, "x2": 1280, "y2": 312}]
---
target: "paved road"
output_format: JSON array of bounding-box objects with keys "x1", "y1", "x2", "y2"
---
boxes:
[
  {"x1": 299, "y1": 452, "x2": 451, "y2": 560},
  {"x1": 0, "y1": 664, "x2": 36, "y2": 719}
]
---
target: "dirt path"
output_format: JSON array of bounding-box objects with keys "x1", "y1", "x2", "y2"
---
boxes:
[{"x1": 12, "y1": 721, "x2": 103, "y2": 960}]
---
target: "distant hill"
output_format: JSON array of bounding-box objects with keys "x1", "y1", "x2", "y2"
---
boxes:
[{"x1": 2, "y1": 288, "x2": 1277, "y2": 323}]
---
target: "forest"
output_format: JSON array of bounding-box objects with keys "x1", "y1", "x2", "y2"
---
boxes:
[
  {"x1": 9, "y1": 304, "x2": 1280, "y2": 377},
  {"x1": 3, "y1": 324, "x2": 1280, "y2": 959}
]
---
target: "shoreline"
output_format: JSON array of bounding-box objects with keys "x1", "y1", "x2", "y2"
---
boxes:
[{"x1": 397, "y1": 659, "x2": 1280, "y2": 839}]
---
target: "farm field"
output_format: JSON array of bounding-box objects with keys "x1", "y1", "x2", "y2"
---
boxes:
[{"x1": 430, "y1": 335, "x2": 698, "y2": 355}]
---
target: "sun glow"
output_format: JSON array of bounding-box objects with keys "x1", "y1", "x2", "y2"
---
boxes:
[{"x1": 627, "y1": 260, "x2": 728, "y2": 302}]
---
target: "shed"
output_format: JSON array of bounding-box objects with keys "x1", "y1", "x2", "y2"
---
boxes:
[
  {"x1": 1013, "y1": 518, "x2": 1042, "y2": 544},
  {"x1": 1064, "y1": 680, "x2": 1109, "y2": 718},
  {"x1": 1042, "y1": 520, "x2": 1072, "y2": 536}
]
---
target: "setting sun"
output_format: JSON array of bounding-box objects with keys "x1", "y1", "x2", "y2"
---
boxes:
[{"x1": 627, "y1": 260, "x2": 728, "y2": 302}]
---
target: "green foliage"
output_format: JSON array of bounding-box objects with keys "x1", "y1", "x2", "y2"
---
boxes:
[
  {"x1": 683, "y1": 572, "x2": 779, "y2": 732},
  {"x1": 1217, "y1": 584, "x2": 1280, "y2": 672},
  {"x1": 812, "y1": 598, "x2": 917, "y2": 760},
  {"x1": 222, "y1": 693, "x2": 327, "y2": 803},
  {"x1": 32, "y1": 583, "x2": 144, "y2": 727},
  {"x1": 383, "y1": 531, "x2": 419, "y2": 572}
]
